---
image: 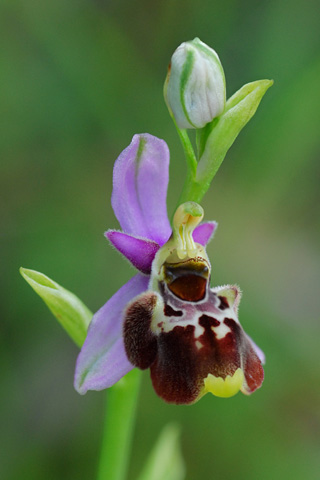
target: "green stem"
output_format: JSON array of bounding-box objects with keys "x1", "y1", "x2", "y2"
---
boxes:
[
  {"x1": 177, "y1": 174, "x2": 210, "y2": 206},
  {"x1": 172, "y1": 117, "x2": 197, "y2": 177},
  {"x1": 170, "y1": 116, "x2": 203, "y2": 213},
  {"x1": 97, "y1": 369, "x2": 142, "y2": 480},
  {"x1": 177, "y1": 144, "x2": 227, "y2": 205}
]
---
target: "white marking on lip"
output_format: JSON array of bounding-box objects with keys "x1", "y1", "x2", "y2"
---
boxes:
[{"x1": 211, "y1": 322, "x2": 231, "y2": 340}]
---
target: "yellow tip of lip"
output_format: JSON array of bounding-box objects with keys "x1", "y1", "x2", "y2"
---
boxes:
[{"x1": 203, "y1": 368, "x2": 244, "y2": 398}]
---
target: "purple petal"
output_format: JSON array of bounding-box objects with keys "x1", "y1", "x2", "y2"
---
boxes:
[
  {"x1": 74, "y1": 274, "x2": 149, "y2": 394},
  {"x1": 112, "y1": 134, "x2": 171, "y2": 245},
  {"x1": 193, "y1": 221, "x2": 218, "y2": 246},
  {"x1": 105, "y1": 230, "x2": 160, "y2": 274}
]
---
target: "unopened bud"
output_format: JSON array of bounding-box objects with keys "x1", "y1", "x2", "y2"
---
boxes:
[{"x1": 164, "y1": 38, "x2": 226, "y2": 129}]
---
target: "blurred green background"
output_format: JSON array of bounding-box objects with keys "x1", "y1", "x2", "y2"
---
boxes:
[{"x1": 1, "y1": 0, "x2": 319, "y2": 479}]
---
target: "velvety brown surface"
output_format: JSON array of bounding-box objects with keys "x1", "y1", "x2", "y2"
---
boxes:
[{"x1": 123, "y1": 292, "x2": 158, "y2": 369}]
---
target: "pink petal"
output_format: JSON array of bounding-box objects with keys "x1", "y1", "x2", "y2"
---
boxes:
[
  {"x1": 111, "y1": 134, "x2": 171, "y2": 245},
  {"x1": 74, "y1": 274, "x2": 149, "y2": 394},
  {"x1": 105, "y1": 230, "x2": 160, "y2": 274},
  {"x1": 193, "y1": 221, "x2": 218, "y2": 246}
]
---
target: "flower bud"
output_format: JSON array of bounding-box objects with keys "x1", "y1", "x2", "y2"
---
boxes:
[{"x1": 164, "y1": 38, "x2": 226, "y2": 129}]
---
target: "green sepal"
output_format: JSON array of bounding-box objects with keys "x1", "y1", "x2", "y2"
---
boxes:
[
  {"x1": 20, "y1": 267, "x2": 92, "y2": 347},
  {"x1": 137, "y1": 423, "x2": 185, "y2": 480}
]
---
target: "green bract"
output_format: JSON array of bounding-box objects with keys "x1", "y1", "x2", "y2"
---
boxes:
[
  {"x1": 178, "y1": 79, "x2": 274, "y2": 205},
  {"x1": 20, "y1": 268, "x2": 92, "y2": 347}
]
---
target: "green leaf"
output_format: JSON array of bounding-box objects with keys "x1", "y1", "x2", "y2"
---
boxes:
[
  {"x1": 197, "y1": 79, "x2": 274, "y2": 181},
  {"x1": 20, "y1": 268, "x2": 92, "y2": 347},
  {"x1": 137, "y1": 423, "x2": 186, "y2": 480}
]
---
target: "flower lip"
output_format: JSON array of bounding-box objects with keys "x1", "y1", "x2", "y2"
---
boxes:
[{"x1": 123, "y1": 283, "x2": 264, "y2": 404}]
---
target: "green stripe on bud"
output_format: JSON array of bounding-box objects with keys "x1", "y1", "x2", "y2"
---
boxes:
[
  {"x1": 20, "y1": 267, "x2": 92, "y2": 347},
  {"x1": 164, "y1": 38, "x2": 226, "y2": 129}
]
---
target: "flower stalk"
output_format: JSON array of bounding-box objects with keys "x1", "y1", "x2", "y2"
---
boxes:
[{"x1": 97, "y1": 370, "x2": 141, "y2": 480}]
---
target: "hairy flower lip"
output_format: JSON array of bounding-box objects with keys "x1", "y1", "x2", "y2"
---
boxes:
[{"x1": 123, "y1": 284, "x2": 264, "y2": 404}]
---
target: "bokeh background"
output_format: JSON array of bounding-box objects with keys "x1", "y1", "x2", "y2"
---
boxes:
[{"x1": 1, "y1": 0, "x2": 319, "y2": 479}]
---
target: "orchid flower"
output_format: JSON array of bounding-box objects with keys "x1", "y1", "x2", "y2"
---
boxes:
[{"x1": 74, "y1": 133, "x2": 264, "y2": 405}]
